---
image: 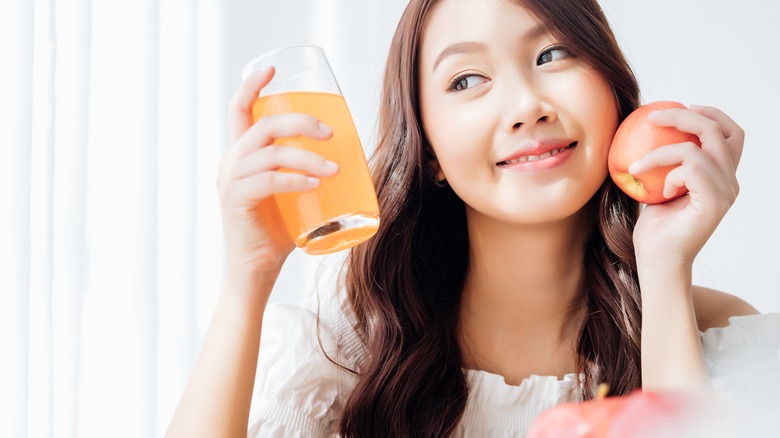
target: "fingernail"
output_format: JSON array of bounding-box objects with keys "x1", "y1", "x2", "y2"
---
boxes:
[
  {"x1": 307, "y1": 176, "x2": 320, "y2": 186},
  {"x1": 319, "y1": 122, "x2": 332, "y2": 135},
  {"x1": 325, "y1": 160, "x2": 339, "y2": 172},
  {"x1": 243, "y1": 65, "x2": 272, "y2": 81},
  {"x1": 259, "y1": 66, "x2": 274, "y2": 79}
]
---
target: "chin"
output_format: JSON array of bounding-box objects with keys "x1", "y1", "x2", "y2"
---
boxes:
[
  {"x1": 466, "y1": 200, "x2": 594, "y2": 229},
  {"x1": 454, "y1": 175, "x2": 604, "y2": 226}
]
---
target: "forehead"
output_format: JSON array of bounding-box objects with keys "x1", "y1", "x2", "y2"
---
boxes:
[{"x1": 420, "y1": 0, "x2": 544, "y2": 64}]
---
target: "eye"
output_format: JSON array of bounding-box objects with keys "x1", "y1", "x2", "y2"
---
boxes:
[
  {"x1": 537, "y1": 46, "x2": 573, "y2": 66},
  {"x1": 448, "y1": 73, "x2": 488, "y2": 92}
]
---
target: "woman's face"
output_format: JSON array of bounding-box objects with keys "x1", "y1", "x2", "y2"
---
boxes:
[{"x1": 419, "y1": 0, "x2": 618, "y2": 225}]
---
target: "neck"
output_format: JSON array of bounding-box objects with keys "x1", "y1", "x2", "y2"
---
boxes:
[{"x1": 459, "y1": 208, "x2": 592, "y2": 383}]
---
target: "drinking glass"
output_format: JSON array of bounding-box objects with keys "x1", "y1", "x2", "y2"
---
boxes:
[{"x1": 242, "y1": 45, "x2": 380, "y2": 255}]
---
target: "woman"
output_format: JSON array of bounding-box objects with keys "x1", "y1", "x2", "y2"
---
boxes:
[{"x1": 167, "y1": 0, "x2": 778, "y2": 436}]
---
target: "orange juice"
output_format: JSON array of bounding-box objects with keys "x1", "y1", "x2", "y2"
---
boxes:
[{"x1": 251, "y1": 91, "x2": 379, "y2": 255}]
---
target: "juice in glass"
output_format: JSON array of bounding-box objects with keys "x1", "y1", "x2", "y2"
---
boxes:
[{"x1": 251, "y1": 90, "x2": 379, "y2": 255}]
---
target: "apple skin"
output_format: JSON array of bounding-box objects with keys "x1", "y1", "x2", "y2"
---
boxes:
[
  {"x1": 525, "y1": 394, "x2": 623, "y2": 438},
  {"x1": 608, "y1": 101, "x2": 702, "y2": 205},
  {"x1": 525, "y1": 389, "x2": 730, "y2": 438}
]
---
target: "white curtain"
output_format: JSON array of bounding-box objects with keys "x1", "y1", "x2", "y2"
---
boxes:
[
  {"x1": 0, "y1": 0, "x2": 224, "y2": 436},
  {"x1": 0, "y1": 0, "x2": 409, "y2": 435}
]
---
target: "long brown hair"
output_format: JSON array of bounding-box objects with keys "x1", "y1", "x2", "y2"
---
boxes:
[{"x1": 339, "y1": 0, "x2": 641, "y2": 436}]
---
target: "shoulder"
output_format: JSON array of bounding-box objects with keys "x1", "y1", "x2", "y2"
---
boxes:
[
  {"x1": 691, "y1": 285, "x2": 760, "y2": 332},
  {"x1": 249, "y1": 302, "x2": 360, "y2": 436}
]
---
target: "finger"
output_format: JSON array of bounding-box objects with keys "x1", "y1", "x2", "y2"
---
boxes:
[
  {"x1": 662, "y1": 164, "x2": 737, "y2": 208},
  {"x1": 222, "y1": 171, "x2": 322, "y2": 205},
  {"x1": 628, "y1": 142, "x2": 704, "y2": 176},
  {"x1": 232, "y1": 113, "x2": 333, "y2": 160},
  {"x1": 661, "y1": 164, "x2": 717, "y2": 201},
  {"x1": 646, "y1": 108, "x2": 735, "y2": 175},
  {"x1": 688, "y1": 105, "x2": 744, "y2": 170},
  {"x1": 661, "y1": 164, "x2": 689, "y2": 200},
  {"x1": 629, "y1": 140, "x2": 738, "y2": 202},
  {"x1": 233, "y1": 145, "x2": 339, "y2": 180},
  {"x1": 228, "y1": 66, "x2": 276, "y2": 144}
]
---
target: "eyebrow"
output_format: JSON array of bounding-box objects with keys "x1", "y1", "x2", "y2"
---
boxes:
[
  {"x1": 432, "y1": 41, "x2": 488, "y2": 72},
  {"x1": 431, "y1": 23, "x2": 551, "y2": 72}
]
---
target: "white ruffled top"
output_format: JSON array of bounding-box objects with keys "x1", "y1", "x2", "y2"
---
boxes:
[{"x1": 247, "y1": 287, "x2": 780, "y2": 438}]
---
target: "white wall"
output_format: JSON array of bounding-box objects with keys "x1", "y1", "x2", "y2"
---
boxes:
[
  {"x1": 598, "y1": 0, "x2": 780, "y2": 313},
  {"x1": 217, "y1": 0, "x2": 780, "y2": 313}
]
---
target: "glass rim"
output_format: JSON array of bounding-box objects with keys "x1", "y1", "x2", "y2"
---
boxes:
[{"x1": 240, "y1": 44, "x2": 329, "y2": 84}]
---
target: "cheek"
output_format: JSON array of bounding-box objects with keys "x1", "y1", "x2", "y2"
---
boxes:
[
  {"x1": 423, "y1": 100, "x2": 493, "y2": 175},
  {"x1": 580, "y1": 75, "x2": 619, "y2": 146},
  {"x1": 593, "y1": 90, "x2": 619, "y2": 146},
  {"x1": 590, "y1": 84, "x2": 618, "y2": 181},
  {"x1": 559, "y1": 73, "x2": 619, "y2": 163}
]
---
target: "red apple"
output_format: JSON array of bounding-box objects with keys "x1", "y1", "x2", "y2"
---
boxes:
[
  {"x1": 608, "y1": 101, "x2": 701, "y2": 204},
  {"x1": 526, "y1": 388, "x2": 732, "y2": 438}
]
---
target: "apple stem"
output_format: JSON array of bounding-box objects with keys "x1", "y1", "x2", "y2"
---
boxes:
[{"x1": 596, "y1": 383, "x2": 610, "y2": 400}]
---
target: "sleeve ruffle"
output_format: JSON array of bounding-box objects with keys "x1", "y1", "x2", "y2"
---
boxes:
[
  {"x1": 700, "y1": 313, "x2": 780, "y2": 417},
  {"x1": 247, "y1": 302, "x2": 353, "y2": 438}
]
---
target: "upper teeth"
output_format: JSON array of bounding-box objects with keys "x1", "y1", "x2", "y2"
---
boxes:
[{"x1": 502, "y1": 145, "x2": 571, "y2": 164}]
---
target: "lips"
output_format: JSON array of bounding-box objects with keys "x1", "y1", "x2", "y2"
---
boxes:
[{"x1": 497, "y1": 141, "x2": 578, "y2": 166}]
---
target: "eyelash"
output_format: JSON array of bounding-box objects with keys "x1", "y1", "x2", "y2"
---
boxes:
[
  {"x1": 537, "y1": 45, "x2": 573, "y2": 65},
  {"x1": 447, "y1": 73, "x2": 486, "y2": 92}
]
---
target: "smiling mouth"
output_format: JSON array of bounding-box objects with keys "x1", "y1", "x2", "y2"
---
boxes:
[{"x1": 497, "y1": 142, "x2": 577, "y2": 166}]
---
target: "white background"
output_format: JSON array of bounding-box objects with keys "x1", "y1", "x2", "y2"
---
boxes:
[{"x1": 220, "y1": 0, "x2": 780, "y2": 313}]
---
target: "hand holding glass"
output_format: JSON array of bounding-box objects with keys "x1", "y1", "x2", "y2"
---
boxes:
[{"x1": 242, "y1": 46, "x2": 380, "y2": 255}]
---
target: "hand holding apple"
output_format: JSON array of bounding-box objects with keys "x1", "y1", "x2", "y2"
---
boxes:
[
  {"x1": 621, "y1": 103, "x2": 743, "y2": 269},
  {"x1": 608, "y1": 101, "x2": 701, "y2": 204}
]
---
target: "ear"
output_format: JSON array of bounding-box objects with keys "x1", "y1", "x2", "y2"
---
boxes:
[
  {"x1": 429, "y1": 158, "x2": 446, "y2": 182},
  {"x1": 423, "y1": 140, "x2": 446, "y2": 182}
]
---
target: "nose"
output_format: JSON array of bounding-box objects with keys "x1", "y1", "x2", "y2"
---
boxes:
[{"x1": 502, "y1": 77, "x2": 557, "y2": 133}]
